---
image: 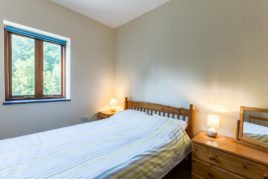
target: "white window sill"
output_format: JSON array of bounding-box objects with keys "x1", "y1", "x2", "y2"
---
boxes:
[{"x1": 3, "y1": 98, "x2": 71, "y2": 105}]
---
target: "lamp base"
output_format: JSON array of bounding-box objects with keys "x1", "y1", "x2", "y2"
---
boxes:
[
  {"x1": 110, "y1": 107, "x2": 116, "y2": 113},
  {"x1": 207, "y1": 128, "x2": 217, "y2": 138}
]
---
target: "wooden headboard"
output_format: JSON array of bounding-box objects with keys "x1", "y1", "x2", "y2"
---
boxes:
[{"x1": 124, "y1": 97, "x2": 194, "y2": 138}]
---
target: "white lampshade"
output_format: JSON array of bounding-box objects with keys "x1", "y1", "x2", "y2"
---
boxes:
[
  {"x1": 109, "y1": 98, "x2": 118, "y2": 112},
  {"x1": 207, "y1": 115, "x2": 220, "y2": 128},
  {"x1": 207, "y1": 115, "x2": 220, "y2": 137}
]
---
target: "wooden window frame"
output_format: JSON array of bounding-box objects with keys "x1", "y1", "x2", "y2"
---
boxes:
[{"x1": 4, "y1": 30, "x2": 66, "y2": 101}]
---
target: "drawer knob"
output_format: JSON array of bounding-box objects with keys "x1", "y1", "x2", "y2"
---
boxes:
[
  {"x1": 264, "y1": 174, "x2": 268, "y2": 179},
  {"x1": 208, "y1": 172, "x2": 214, "y2": 178},
  {"x1": 242, "y1": 164, "x2": 248, "y2": 170},
  {"x1": 208, "y1": 155, "x2": 216, "y2": 161}
]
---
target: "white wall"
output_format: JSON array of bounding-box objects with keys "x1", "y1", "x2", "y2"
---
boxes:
[
  {"x1": 0, "y1": 0, "x2": 115, "y2": 139},
  {"x1": 2, "y1": 0, "x2": 268, "y2": 139},
  {"x1": 115, "y1": 0, "x2": 268, "y2": 137}
]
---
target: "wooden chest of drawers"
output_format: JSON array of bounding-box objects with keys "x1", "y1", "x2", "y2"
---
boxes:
[{"x1": 192, "y1": 132, "x2": 268, "y2": 179}]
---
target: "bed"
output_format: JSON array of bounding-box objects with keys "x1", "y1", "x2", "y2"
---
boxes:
[{"x1": 0, "y1": 98, "x2": 194, "y2": 179}]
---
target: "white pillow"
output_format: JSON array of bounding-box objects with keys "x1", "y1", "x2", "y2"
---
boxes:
[
  {"x1": 109, "y1": 110, "x2": 187, "y2": 130},
  {"x1": 152, "y1": 114, "x2": 188, "y2": 130},
  {"x1": 109, "y1": 109, "x2": 147, "y2": 121}
]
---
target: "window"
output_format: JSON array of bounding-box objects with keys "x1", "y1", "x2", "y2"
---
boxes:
[{"x1": 4, "y1": 25, "x2": 67, "y2": 102}]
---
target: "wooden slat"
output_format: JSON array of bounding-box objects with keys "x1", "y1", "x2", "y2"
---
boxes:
[
  {"x1": 127, "y1": 101, "x2": 188, "y2": 115},
  {"x1": 35, "y1": 40, "x2": 43, "y2": 97},
  {"x1": 4, "y1": 31, "x2": 11, "y2": 100}
]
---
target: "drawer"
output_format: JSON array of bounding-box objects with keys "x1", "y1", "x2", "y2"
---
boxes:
[
  {"x1": 193, "y1": 143, "x2": 268, "y2": 179},
  {"x1": 192, "y1": 159, "x2": 243, "y2": 179}
]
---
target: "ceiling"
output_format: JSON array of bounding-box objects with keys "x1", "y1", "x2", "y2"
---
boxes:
[{"x1": 51, "y1": 0, "x2": 170, "y2": 28}]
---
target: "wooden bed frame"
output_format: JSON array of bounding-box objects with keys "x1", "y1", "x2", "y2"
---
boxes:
[{"x1": 124, "y1": 97, "x2": 194, "y2": 138}]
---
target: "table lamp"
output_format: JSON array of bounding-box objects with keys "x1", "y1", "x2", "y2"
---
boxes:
[
  {"x1": 109, "y1": 98, "x2": 118, "y2": 112},
  {"x1": 207, "y1": 115, "x2": 220, "y2": 137}
]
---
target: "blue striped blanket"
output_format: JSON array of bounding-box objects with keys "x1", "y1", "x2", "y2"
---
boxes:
[{"x1": 0, "y1": 110, "x2": 191, "y2": 179}]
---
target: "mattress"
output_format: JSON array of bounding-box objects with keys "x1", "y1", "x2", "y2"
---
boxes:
[
  {"x1": 0, "y1": 110, "x2": 191, "y2": 179},
  {"x1": 244, "y1": 121, "x2": 268, "y2": 144}
]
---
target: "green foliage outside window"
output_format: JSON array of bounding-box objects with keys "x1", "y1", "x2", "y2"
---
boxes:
[
  {"x1": 11, "y1": 34, "x2": 61, "y2": 96},
  {"x1": 43, "y1": 42, "x2": 61, "y2": 95},
  {"x1": 12, "y1": 34, "x2": 35, "y2": 96}
]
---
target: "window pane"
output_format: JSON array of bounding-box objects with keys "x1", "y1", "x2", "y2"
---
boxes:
[
  {"x1": 11, "y1": 34, "x2": 35, "y2": 96},
  {"x1": 43, "y1": 42, "x2": 61, "y2": 95}
]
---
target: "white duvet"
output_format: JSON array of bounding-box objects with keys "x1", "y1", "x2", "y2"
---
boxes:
[{"x1": 0, "y1": 110, "x2": 191, "y2": 179}]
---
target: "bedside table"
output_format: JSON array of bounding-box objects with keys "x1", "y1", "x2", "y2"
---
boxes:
[
  {"x1": 192, "y1": 132, "x2": 268, "y2": 179},
  {"x1": 98, "y1": 110, "x2": 117, "y2": 120}
]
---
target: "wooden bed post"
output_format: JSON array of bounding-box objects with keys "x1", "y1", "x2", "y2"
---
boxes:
[
  {"x1": 187, "y1": 104, "x2": 194, "y2": 138},
  {"x1": 124, "y1": 97, "x2": 128, "y2": 110}
]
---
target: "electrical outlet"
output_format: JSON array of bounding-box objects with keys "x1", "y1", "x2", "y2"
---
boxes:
[{"x1": 80, "y1": 117, "x2": 88, "y2": 123}]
